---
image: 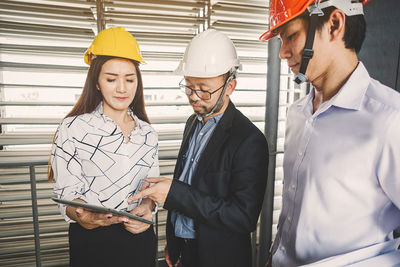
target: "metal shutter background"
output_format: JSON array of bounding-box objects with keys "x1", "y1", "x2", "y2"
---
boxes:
[{"x1": 0, "y1": 0, "x2": 306, "y2": 266}]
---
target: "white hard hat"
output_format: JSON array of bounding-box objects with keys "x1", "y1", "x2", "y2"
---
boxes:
[{"x1": 175, "y1": 29, "x2": 242, "y2": 78}]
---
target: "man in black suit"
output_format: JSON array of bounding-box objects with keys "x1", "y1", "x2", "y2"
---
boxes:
[{"x1": 130, "y1": 29, "x2": 269, "y2": 267}]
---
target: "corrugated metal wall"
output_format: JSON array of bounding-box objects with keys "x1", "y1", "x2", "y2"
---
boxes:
[
  {"x1": 0, "y1": 0, "x2": 309, "y2": 266},
  {"x1": 0, "y1": 1, "x2": 279, "y2": 266}
]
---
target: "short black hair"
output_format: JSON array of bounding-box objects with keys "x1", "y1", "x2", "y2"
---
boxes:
[
  {"x1": 222, "y1": 69, "x2": 237, "y2": 81},
  {"x1": 301, "y1": 6, "x2": 366, "y2": 53}
]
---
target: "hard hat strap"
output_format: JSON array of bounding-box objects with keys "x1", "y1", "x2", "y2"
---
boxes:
[
  {"x1": 202, "y1": 73, "x2": 234, "y2": 118},
  {"x1": 294, "y1": 2, "x2": 324, "y2": 84}
]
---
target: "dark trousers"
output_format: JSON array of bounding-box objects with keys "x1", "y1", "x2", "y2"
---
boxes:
[
  {"x1": 179, "y1": 238, "x2": 198, "y2": 267},
  {"x1": 69, "y1": 223, "x2": 156, "y2": 267}
]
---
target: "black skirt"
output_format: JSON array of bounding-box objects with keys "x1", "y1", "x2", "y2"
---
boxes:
[{"x1": 69, "y1": 223, "x2": 156, "y2": 267}]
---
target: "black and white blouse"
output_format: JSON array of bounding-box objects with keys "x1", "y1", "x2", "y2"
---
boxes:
[{"x1": 51, "y1": 103, "x2": 159, "y2": 222}]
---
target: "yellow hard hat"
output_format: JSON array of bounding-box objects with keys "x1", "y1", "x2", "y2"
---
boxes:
[{"x1": 84, "y1": 27, "x2": 145, "y2": 65}]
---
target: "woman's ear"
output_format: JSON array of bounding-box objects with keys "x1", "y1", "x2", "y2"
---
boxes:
[{"x1": 328, "y1": 9, "x2": 346, "y2": 42}]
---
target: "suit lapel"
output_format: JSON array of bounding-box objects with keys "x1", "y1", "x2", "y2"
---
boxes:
[
  {"x1": 174, "y1": 115, "x2": 198, "y2": 178},
  {"x1": 192, "y1": 101, "x2": 235, "y2": 184}
]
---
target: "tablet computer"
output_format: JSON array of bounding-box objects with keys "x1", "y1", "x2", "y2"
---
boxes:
[{"x1": 51, "y1": 197, "x2": 153, "y2": 225}]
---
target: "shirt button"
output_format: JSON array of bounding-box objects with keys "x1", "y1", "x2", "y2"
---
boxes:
[
  {"x1": 199, "y1": 132, "x2": 204, "y2": 136},
  {"x1": 291, "y1": 184, "x2": 296, "y2": 190},
  {"x1": 298, "y1": 151, "x2": 303, "y2": 156},
  {"x1": 280, "y1": 246, "x2": 285, "y2": 251},
  {"x1": 288, "y1": 216, "x2": 292, "y2": 222},
  {"x1": 191, "y1": 158, "x2": 194, "y2": 162}
]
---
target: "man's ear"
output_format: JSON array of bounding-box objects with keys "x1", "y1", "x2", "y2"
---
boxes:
[
  {"x1": 328, "y1": 9, "x2": 346, "y2": 42},
  {"x1": 226, "y1": 78, "x2": 237, "y2": 96}
]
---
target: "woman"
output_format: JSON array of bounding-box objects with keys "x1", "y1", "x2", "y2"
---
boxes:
[{"x1": 48, "y1": 27, "x2": 158, "y2": 267}]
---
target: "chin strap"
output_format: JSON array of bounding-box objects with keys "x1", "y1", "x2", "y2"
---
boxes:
[
  {"x1": 201, "y1": 74, "x2": 234, "y2": 118},
  {"x1": 294, "y1": 1, "x2": 324, "y2": 84}
]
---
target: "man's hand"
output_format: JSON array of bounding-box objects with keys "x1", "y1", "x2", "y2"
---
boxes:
[
  {"x1": 119, "y1": 198, "x2": 154, "y2": 234},
  {"x1": 128, "y1": 177, "x2": 173, "y2": 205},
  {"x1": 165, "y1": 245, "x2": 180, "y2": 267}
]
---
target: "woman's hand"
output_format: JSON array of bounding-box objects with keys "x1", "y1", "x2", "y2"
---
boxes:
[
  {"x1": 66, "y1": 199, "x2": 120, "y2": 229},
  {"x1": 119, "y1": 198, "x2": 154, "y2": 234}
]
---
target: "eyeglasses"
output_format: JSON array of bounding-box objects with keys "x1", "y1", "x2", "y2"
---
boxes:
[{"x1": 179, "y1": 79, "x2": 225, "y2": 100}]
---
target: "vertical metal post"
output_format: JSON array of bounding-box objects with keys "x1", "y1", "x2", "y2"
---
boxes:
[
  {"x1": 396, "y1": 43, "x2": 400, "y2": 92},
  {"x1": 29, "y1": 165, "x2": 41, "y2": 267},
  {"x1": 0, "y1": 54, "x2": 4, "y2": 145},
  {"x1": 155, "y1": 212, "x2": 159, "y2": 267},
  {"x1": 96, "y1": 0, "x2": 105, "y2": 33},
  {"x1": 206, "y1": 0, "x2": 211, "y2": 29},
  {"x1": 259, "y1": 37, "x2": 281, "y2": 267}
]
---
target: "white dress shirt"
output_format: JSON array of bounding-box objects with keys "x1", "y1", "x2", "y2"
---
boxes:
[
  {"x1": 272, "y1": 62, "x2": 400, "y2": 266},
  {"x1": 51, "y1": 103, "x2": 159, "y2": 222}
]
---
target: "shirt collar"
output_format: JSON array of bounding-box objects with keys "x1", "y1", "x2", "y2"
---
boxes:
[
  {"x1": 298, "y1": 62, "x2": 370, "y2": 112},
  {"x1": 297, "y1": 88, "x2": 315, "y2": 117},
  {"x1": 94, "y1": 102, "x2": 142, "y2": 129},
  {"x1": 94, "y1": 102, "x2": 107, "y2": 121},
  {"x1": 196, "y1": 112, "x2": 224, "y2": 125},
  {"x1": 330, "y1": 62, "x2": 370, "y2": 111}
]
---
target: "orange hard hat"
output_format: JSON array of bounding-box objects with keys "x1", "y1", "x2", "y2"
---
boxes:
[
  {"x1": 259, "y1": 0, "x2": 369, "y2": 41},
  {"x1": 260, "y1": 0, "x2": 314, "y2": 41}
]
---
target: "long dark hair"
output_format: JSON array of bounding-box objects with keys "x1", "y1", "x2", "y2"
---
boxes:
[
  {"x1": 48, "y1": 55, "x2": 150, "y2": 181},
  {"x1": 66, "y1": 55, "x2": 150, "y2": 122}
]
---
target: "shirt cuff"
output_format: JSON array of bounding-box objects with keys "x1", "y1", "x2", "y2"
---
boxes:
[
  {"x1": 152, "y1": 202, "x2": 160, "y2": 215},
  {"x1": 57, "y1": 194, "x2": 86, "y2": 223}
]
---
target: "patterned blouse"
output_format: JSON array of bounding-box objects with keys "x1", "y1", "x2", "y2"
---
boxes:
[{"x1": 51, "y1": 103, "x2": 159, "y2": 222}]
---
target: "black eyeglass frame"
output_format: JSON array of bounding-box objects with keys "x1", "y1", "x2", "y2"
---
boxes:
[{"x1": 179, "y1": 79, "x2": 226, "y2": 100}]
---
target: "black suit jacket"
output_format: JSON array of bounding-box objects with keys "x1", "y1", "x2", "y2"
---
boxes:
[{"x1": 164, "y1": 101, "x2": 269, "y2": 267}]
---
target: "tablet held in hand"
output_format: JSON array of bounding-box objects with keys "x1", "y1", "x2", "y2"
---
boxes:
[{"x1": 51, "y1": 197, "x2": 153, "y2": 225}]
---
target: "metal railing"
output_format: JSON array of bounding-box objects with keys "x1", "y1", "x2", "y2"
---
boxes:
[
  {"x1": 0, "y1": 159, "x2": 261, "y2": 267},
  {"x1": 0, "y1": 159, "x2": 47, "y2": 267}
]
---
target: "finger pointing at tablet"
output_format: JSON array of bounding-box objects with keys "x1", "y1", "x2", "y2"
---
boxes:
[{"x1": 129, "y1": 177, "x2": 173, "y2": 205}]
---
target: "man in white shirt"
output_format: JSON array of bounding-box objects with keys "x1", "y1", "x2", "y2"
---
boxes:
[{"x1": 259, "y1": 0, "x2": 400, "y2": 266}]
